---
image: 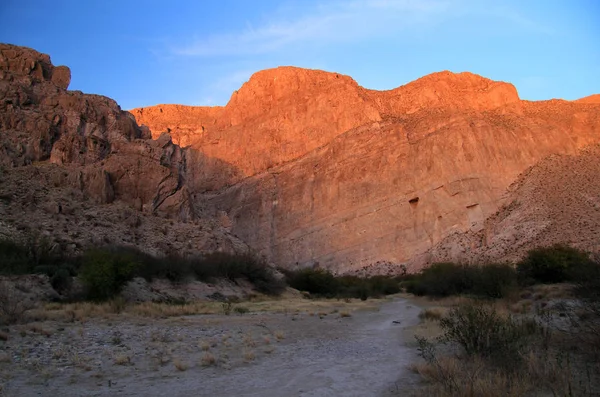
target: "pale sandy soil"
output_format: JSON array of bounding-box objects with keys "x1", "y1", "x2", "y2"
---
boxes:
[{"x1": 0, "y1": 298, "x2": 422, "y2": 397}]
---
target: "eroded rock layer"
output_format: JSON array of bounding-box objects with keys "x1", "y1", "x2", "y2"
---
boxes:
[
  {"x1": 0, "y1": 44, "x2": 245, "y2": 257},
  {"x1": 133, "y1": 67, "x2": 600, "y2": 272}
]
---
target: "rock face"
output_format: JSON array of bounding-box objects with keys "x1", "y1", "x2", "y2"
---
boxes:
[
  {"x1": 425, "y1": 145, "x2": 600, "y2": 266},
  {"x1": 3, "y1": 43, "x2": 599, "y2": 273},
  {"x1": 133, "y1": 68, "x2": 600, "y2": 273},
  {"x1": 0, "y1": 44, "x2": 246, "y2": 258},
  {"x1": 0, "y1": 45, "x2": 143, "y2": 168},
  {"x1": 132, "y1": 68, "x2": 520, "y2": 187}
]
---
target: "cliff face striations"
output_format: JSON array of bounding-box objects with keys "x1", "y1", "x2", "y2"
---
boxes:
[
  {"x1": 3, "y1": 43, "x2": 599, "y2": 273},
  {"x1": 133, "y1": 67, "x2": 600, "y2": 273}
]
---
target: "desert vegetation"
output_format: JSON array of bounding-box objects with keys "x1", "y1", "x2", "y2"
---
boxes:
[
  {"x1": 283, "y1": 268, "x2": 401, "y2": 300},
  {"x1": 0, "y1": 239, "x2": 285, "y2": 305},
  {"x1": 406, "y1": 245, "x2": 600, "y2": 396}
]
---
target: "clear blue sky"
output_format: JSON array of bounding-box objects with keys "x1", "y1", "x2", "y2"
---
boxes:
[{"x1": 1, "y1": 0, "x2": 599, "y2": 110}]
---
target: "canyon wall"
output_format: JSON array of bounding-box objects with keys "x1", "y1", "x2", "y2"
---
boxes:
[{"x1": 133, "y1": 69, "x2": 600, "y2": 272}]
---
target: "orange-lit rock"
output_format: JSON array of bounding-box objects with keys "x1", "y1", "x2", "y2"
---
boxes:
[
  {"x1": 133, "y1": 67, "x2": 600, "y2": 273},
  {"x1": 0, "y1": 44, "x2": 245, "y2": 258}
]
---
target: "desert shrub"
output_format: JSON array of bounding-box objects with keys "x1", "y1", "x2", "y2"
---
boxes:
[
  {"x1": 152, "y1": 255, "x2": 192, "y2": 282},
  {"x1": 285, "y1": 269, "x2": 399, "y2": 299},
  {"x1": 0, "y1": 281, "x2": 34, "y2": 324},
  {"x1": 368, "y1": 275, "x2": 401, "y2": 296},
  {"x1": 406, "y1": 262, "x2": 517, "y2": 299},
  {"x1": 406, "y1": 262, "x2": 472, "y2": 297},
  {"x1": 79, "y1": 248, "x2": 141, "y2": 300},
  {"x1": 286, "y1": 268, "x2": 339, "y2": 297},
  {"x1": 439, "y1": 304, "x2": 538, "y2": 368},
  {"x1": 0, "y1": 239, "x2": 32, "y2": 274},
  {"x1": 470, "y1": 263, "x2": 518, "y2": 299},
  {"x1": 517, "y1": 244, "x2": 593, "y2": 284},
  {"x1": 569, "y1": 259, "x2": 600, "y2": 358},
  {"x1": 193, "y1": 252, "x2": 285, "y2": 295}
]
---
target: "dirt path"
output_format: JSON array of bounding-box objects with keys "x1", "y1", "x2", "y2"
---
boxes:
[
  {"x1": 182, "y1": 299, "x2": 422, "y2": 397},
  {"x1": 2, "y1": 298, "x2": 422, "y2": 397}
]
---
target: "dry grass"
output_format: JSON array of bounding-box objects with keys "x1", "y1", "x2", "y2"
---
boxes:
[
  {"x1": 418, "y1": 307, "x2": 445, "y2": 321},
  {"x1": 243, "y1": 349, "x2": 255, "y2": 362},
  {"x1": 113, "y1": 353, "x2": 131, "y2": 366},
  {"x1": 200, "y1": 352, "x2": 216, "y2": 367},
  {"x1": 410, "y1": 351, "x2": 583, "y2": 397},
  {"x1": 274, "y1": 330, "x2": 285, "y2": 341},
  {"x1": 243, "y1": 334, "x2": 256, "y2": 347},
  {"x1": 20, "y1": 295, "x2": 388, "y2": 326},
  {"x1": 173, "y1": 358, "x2": 188, "y2": 371},
  {"x1": 199, "y1": 340, "x2": 211, "y2": 351},
  {"x1": 27, "y1": 323, "x2": 53, "y2": 336},
  {"x1": 406, "y1": 283, "x2": 600, "y2": 397},
  {"x1": 339, "y1": 310, "x2": 352, "y2": 318}
]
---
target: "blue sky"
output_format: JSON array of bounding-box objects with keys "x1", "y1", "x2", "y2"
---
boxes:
[{"x1": 1, "y1": 0, "x2": 599, "y2": 110}]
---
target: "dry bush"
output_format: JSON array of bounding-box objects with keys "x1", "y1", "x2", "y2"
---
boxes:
[
  {"x1": 418, "y1": 307, "x2": 444, "y2": 321},
  {"x1": 0, "y1": 281, "x2": 34, "y2": 324},
  {"x1": 200, "y1": 352, "x2": 216, "y2": 366},
  {"x1": 412, "y1": 298, "x2": 600, "y2": 397},
  {"x1": 28, "y1": 323, "x2": 53, "y2": 336},
  {"x1": 243, "y1": 335, "x2": 256, "y2": 348},
  {"x1": 113, "y1": 353, "x2": 131, "y2": 366},
  {"x1": 199, "y1": 340, "x2": 211, "y2": 351},
  {"x1": 173, "y1": 358, "x2": 188, "y2": 371},
  {"x1": 243, "y1": 349, "x2": 255, "y2": 362}
]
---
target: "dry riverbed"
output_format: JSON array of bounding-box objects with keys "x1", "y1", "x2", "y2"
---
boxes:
[{"x1": 0, "y1": 297, "x2": 422, "y2": 396}]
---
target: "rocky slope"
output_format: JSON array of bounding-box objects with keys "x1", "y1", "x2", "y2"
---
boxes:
[
  {"x1": 424, "y1": 144, "x2": 600, "y2": 266},
  {"x1": 0, "y1": 44, "x2": 245, "y2": 258},
  {"x1": 133, "y1": 69, "x2": 600, "y2": 273}
]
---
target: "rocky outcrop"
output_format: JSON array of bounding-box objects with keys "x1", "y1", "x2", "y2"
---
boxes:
[
  {"x1": 0, "y1": 44, "x2": 145, "y2": 168},
  {"x1": 0, "y1": 44, "x2": 246, "y2": 258}
]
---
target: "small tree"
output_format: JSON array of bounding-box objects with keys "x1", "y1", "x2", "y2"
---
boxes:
[
  {"x1": 517, "y1": 244, "x2": 592, "y2": 284},
  {"x1": 80, "y1": 248, "x2": 140, "y2": 301}
]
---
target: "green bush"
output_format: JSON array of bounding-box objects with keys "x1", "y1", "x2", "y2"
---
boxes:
[
  {"x1": 286, "y1": 268, "x2": 339, "y2": 297},
  {"x1": 406, "y1": 262, "x2": 517, "y2": 299},
  {"x1": 0, "y1": 239, "x2": 33, "y2": 274},
  {"x1": 517, "y1": 244, "x2": 593, "y2": 284},
  {"x1": 368, "y1": 275, "x2": 401, "y2": 296},
  {"x1": 80, "y1": 248, "x2": 141, "y2": 300},
  {"x1": 406, "y1": 263, "x2": 471, "y2": 297},
  {"x1": 440, "y1": 304, "x2": 538, "y2": 368},
  {"x1": 470, "y1": 263, "x2": 517, "y2": 299},
  {"x1": 285, "y1": 269, "x2": 400, "y2": 299}
]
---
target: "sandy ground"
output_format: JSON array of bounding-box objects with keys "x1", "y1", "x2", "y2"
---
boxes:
[{"x1": 0, "y1": 298, "x2": 422, "y2": 397}]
